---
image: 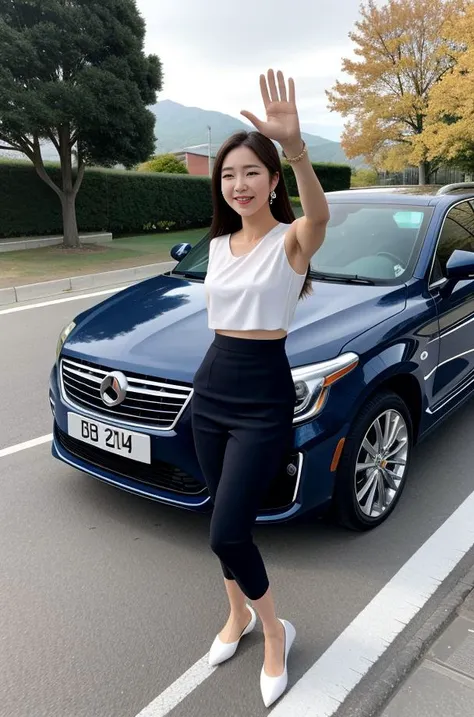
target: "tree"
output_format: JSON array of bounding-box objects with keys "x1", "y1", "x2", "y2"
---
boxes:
[
  {"x1": 420, "y1": 3, "x2": 474, "y2": 173},
  {"x1": 0, "y1": 0, "x2": 162, "y2": 247},
  {"x1": 326, "y1": 0, "x2": 465, "y2": 184},
  {"x1": 351, "y1": 168, "x2": 379, "y2": 187},
  {"x1": 138, "y1": 153, "x2": 189, "y2": 174}
]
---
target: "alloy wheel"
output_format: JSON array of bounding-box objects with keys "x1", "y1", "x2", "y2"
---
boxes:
[{"x1": 354, "y1": 409, "x2": 409, "y2": 519}]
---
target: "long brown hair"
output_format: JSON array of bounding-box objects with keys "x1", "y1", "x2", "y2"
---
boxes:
[{"x1": 209, "y1": 130, "x2": 312, "y2": 299}]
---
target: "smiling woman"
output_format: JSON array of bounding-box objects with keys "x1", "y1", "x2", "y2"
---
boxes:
[{"x1": 190, "y1": 69, "x2": 330, "y2": 708}]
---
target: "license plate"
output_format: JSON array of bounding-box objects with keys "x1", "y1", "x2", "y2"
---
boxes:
[{"x1": 67, "y1": 413, "x2": 151, "y2": 464}]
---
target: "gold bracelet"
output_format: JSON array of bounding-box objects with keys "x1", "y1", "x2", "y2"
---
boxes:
[{"x1": 282, "y1": 140, "x2": 307, "y2": 163}]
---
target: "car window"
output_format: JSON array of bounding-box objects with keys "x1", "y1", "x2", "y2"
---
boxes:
[
  {"x1": 310, "y1": 203, "x2": 433, "y2": 282},
  {"x1": 172, "y1": 203, "x2": 433, "y2": 284},
  {"x1": 431, "y1": 201, "x2": 474, "y2": 281}
]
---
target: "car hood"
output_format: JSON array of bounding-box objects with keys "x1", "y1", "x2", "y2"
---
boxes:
[{"x1": 64, "y1": 273, "x2": 407, "y2": 382}]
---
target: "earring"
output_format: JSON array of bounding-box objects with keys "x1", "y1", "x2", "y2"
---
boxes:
[{"x1": 270, "y1": 190, "x2": 277, "y2": 205}]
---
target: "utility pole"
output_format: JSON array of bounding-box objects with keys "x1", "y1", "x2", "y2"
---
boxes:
[{"x1": 207, "y1": 125, "x2": 212, "y2": 177}]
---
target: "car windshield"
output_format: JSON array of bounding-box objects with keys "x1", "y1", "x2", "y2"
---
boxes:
[
  {"x1": 172, "y1": 203, "x2": 434, "y2": 283},
  {"x1": 312, "y1": 203, "x2": 433, "y2": 281}
]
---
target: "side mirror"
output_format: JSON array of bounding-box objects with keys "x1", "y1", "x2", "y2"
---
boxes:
[
  {"x1": 170, "y1": 243, "x2": 192, "y2": 262},
  {"x1": 445, "y1": 249, "x2": 474, "y2": 281},
  {"x1": 438, "y1": 249, "x2": 474, "y2": 298}
]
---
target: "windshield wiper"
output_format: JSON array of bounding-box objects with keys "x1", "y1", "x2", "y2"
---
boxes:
[
  {"x1": 310, "y1": 270, "x2": 375, "y2": 285},
  {"x1": 172, "y1": 270, "x2": 205, "y2": 280}
]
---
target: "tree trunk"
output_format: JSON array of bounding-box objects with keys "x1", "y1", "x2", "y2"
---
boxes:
[
  {"x1": 419, "y1": 162, "x2": 428, "y2": 185},
  {"x1": 61, "y1": 192, "x2": 80, "y2": 248},
  {"x1": 30, "y1": 131, "x2": 84, "y2": 248},
  {"x1": 59, "y1": 125, "x2": 80, "y2": 248}
]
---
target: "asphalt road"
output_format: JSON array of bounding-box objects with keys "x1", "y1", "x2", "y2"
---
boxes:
[{"x1": 1, "y1": 285, "x2": 474, "y2": 717}]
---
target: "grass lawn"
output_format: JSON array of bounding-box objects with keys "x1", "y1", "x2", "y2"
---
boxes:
[
  {"x1": 0, "y1": 204, "x2": 302, "y2": 289},
  {"x1": 0, "y1": 227, "x2": 207, "y2": 289}
]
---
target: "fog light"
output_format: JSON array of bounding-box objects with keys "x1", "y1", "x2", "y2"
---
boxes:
[{"x1": 294, "y1": 381, "x2": 309, "y2": 403}]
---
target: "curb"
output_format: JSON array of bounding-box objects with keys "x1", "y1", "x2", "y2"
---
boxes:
[
  {"x1": 0, "y1": 261, "x2": 176, "y2": 306},
  {"x1": 337, "y1": 563, "x2": 474, "y2": 717},
  {"x1": 0, "y1": 232, "x2": 113, "y2": 253}
]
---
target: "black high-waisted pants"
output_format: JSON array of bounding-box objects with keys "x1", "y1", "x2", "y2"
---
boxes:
[{"x1": 191, "y1": 333, "x2": 296, "y2": 601}]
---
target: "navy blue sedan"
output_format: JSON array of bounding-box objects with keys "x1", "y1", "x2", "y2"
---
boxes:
[{"x1": 49, "y1": 183, "x2": 474, "y2": 530}]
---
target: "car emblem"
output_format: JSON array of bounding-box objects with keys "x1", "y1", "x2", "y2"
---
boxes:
[{"x1": 100, "y1": 371, "x2": 128, "y2": 407}]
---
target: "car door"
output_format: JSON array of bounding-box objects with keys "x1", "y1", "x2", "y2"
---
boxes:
[{"x1": 428, "y1": 199, "x2": 474, "y2": 413}]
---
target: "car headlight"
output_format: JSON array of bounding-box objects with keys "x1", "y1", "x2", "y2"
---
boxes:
[
  {"x1": 56, "y1": 321, "x2": 76, "y2": 359},
  {"x1": 291, "y1": 352, "x2": 359, "y2": 423}
]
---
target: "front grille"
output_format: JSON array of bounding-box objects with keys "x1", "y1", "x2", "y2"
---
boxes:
[
  {"x1": 56, "y1": 427, "x2": 206, "y2": 496},
  {"x1": 60, "y1": 357, "x2": 193, "y2": 430}
]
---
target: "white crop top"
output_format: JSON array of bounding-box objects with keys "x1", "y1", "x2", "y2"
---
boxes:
[{"x1": 204, "y1": 222, "x2": 307, "y2": 331}]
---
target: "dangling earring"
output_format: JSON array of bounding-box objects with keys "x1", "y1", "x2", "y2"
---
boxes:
[{"x1": 269, "y1": 190, "x2": 277, "y2": 205}]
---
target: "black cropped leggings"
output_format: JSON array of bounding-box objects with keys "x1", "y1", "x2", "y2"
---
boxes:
[{"x1": 191, "y1": 333, "x2": 296, "y2": 601}]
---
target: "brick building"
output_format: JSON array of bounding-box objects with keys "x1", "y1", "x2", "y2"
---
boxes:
[{"x1": 172, "y1": 144, "x2": 219, "y2": 176}]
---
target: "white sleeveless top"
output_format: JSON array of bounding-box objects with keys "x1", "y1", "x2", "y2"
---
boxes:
[{"x1": 204, "y1": 222, "x2": 307, "y2": 331}]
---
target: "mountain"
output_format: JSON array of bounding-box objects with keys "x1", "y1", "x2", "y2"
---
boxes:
[
  {"x1": 150, "y1": 100, "x2": 366, "y2": 168},
  {"x1": 0, "y1": 100, "x2": 365, "y2": 168}
]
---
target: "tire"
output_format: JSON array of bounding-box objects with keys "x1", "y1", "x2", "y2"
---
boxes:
[{"x1": 333, "y1": 390, "x2": 413, "y2": 531}]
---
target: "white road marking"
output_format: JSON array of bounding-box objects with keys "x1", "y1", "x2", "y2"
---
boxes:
[
  {"x1": 0, "y1": 434, "x2": 53, "y2": 459},
  {"x1": 0, "y1": 286, "x2": 130, "y2": 315},
  {"x1": 132, "y1": 489, "x2": 474, "y2": 717},
  {"x1": 134, "y1": 657, "x2": 216, "y2": 717},
  {"x1": 269, "y1": 488, "x2": 474, "y2": 716}
]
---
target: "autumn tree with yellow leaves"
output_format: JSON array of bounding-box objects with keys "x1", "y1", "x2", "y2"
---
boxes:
[
  {"x1": 420, "y1": 3, "x2": 474, "y2": 173},
  {"x1": 326, "y1": 0, "x2": 465, "y2": 184}
]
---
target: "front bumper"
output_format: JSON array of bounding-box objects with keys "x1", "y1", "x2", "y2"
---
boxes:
[{"x1": 49, "y1": 362, "x2": 344, "y2": 523}]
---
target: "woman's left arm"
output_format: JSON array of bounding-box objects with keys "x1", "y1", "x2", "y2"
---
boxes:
[{"x1": 280, "y1": 139, "x2": 331, "y2": 259}]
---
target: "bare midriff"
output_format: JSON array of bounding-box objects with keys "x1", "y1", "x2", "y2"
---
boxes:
[{"x1": 215, "y1": 329, "x2": 287, "y2": 340}]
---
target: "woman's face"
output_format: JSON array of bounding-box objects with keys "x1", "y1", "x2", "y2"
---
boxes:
[{"x1": 220, "y1": 145, "x2": 279, "y2": 217}]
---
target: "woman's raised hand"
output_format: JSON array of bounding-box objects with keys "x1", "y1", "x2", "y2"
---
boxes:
[{"x1": 240, "y1": 69, "x2": 302, "y2": 148}]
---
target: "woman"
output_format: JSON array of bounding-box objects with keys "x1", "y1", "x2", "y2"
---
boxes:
[{"x1": 191, "y1": 69, "x2": 330, "y2": 707}]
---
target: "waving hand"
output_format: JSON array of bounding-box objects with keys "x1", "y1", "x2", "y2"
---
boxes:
[{"x1": 240, "y1": 69, "x2": 302, "y2": 146}]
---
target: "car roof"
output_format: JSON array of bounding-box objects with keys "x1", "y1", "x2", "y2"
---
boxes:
[{"x1": 327, "y1": 183, "x2": 474, "y2": 207}]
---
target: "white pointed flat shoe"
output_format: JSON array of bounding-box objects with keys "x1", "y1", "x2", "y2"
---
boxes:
[
  {"x1": 208, "y1": 605, "x2": 257, "y2": 667},
  {"x1": 260, "y1": 619, "x2": 296, "y2": 708}
]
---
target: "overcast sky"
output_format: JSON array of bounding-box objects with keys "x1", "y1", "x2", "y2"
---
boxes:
[{"x1": 137, "y1": 0, "x2": 376, "y2": 142}]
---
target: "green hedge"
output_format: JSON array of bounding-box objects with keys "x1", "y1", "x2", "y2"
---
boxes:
[
  {"x1": 281, "y1": 161, "x2": 351, "y2": 195},
  {"x1": 0, "y1": 160, "x2": 350, "y2": 238},
  {"x1": 0, "y1": 162, "x2": 213, "y2": 238}
]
